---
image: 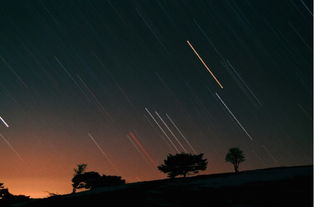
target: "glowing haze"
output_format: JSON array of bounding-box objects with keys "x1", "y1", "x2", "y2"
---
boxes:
[{"x1": 0, "y1": 1, "x2": 312, "y2": 198}]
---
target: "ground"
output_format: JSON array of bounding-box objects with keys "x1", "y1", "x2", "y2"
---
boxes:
[{"x1": 6, "y1": 165, "x2": 313, "y2": 207}]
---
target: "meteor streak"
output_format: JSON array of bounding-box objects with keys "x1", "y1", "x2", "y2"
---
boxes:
[
  {"x1": 215, "y1": 93, "x2": 254, "y2": 141},
  {"x1": 186, "y1": 40, "x2": 224, "y2": 89},
  {"x1": 0, "y1": 116, "x2": 9, "y2": 127}
]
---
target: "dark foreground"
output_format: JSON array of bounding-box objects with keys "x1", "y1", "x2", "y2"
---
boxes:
[{"x1": 8, "y1": 166, "x2": 313, "y2": 207}]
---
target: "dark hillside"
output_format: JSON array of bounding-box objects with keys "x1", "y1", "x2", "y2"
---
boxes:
[{"x1": 15, "y1": 166, "x2": 312, "y2": 207}]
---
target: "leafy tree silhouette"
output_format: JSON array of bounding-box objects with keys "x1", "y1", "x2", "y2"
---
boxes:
[
  {"x1": 158, "y1": 153, "x2": 207, "y2": 178},
  {"x1": 97, "y1": 175, "x2": 125, "y2": 187},
  {"x1": 0, "y1": 183, "x2": 13, "y2": 200},
  {"x1": 74, "y1": 164, "x2": 87, "y2": 175},
  {"x1": 72, "y1": 171, "x2": 102, "y2": 190},
  {"x1": 0, "y1": 182, "x2": 29, "y2": 204},
  {"x1": 225, "y1": 147, "x2": 245, "y2": 173},
  {"x1": 72, "y1": 164, "x2": 87, "y2": 193},
  {"x1": 71, "y1": 164, "x2": 125, "y2": 192}
]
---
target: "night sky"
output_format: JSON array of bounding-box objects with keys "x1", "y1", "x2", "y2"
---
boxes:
[{"x1": 0, "y1": 0, "x2": 312, "y2": 198}]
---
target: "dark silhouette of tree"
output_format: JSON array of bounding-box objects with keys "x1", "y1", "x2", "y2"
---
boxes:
[
  {"x1": 74, "y1": 164, "x2": 87, "y2": 175},
  {"x1": 0, "y1": 183, "x2": 13, "y2": 200},
  {"x1": 72, "y1": 164, "x2": 87, "y2": 193},
  {"x1": 0, "y1": 182, "x2": 29, "y2": 205},
  {"x1": 72, "y1": 171, "x2": 101, "y2": 190},
  {"x1": 158, "y1": 153, "x2": 207, "y2": 178},
  {"x1": 71, "y1": 164, "x2": 125, "y2": 192},
  {"x1": 97, "y1": 175, "x2": 125, "y2": 187},
  {"x1": 225, "y1": 147, "x2": 245, "y2": 173}
]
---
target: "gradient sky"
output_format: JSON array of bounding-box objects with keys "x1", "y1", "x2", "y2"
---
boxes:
[{"x1": 0, "y1": 0, "x2": 312, "y2": 198}]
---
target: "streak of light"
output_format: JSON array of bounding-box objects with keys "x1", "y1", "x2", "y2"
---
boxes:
[
  {"x1": 0, "y1": 84, "x2": 19, "y2": 104},
  {"x1": 88, "y1": 133, "x2": 120, "y2": 174},
  {"x1": 0, "y1": 116, "x2": 9, "y2": 127},
  {"x1": 38, "y1": 0, "x2": 60, "y2": 25},
  {"x1": 93, "y1": 53, "x2": 134, "y2": 107},
  {"x1": 0, "y1": 134, "x2": 24, "y2": 162},
  {"x1": 154, "y1": 111, "x2": 187, "y2": 152},
  {"x1": 186, "y1": 40, "x2": 224, "y2": 89},
  {"x1": 251, "y1": 149, "x2": 266, "y2": 166},
  {"x1": 165, "y1": 113, "x2": 197, "y2": 154},
  {"x1": 288, "y1": 22, "x2": 312, "y2": 50},
  {"x1": 261, "y1": 145, "x2": 279, "y2": 163},
  {"x1": 136, "y1": 8, "x2": 169, "y2": 53},
  {"x1": 225, "y1": 60, "x2": 263, "y2": 107},
  {"x1": 143, "y1": 114, "x2": 173, "y2": 150},
  {"x1": 215, "y1": 93, "x2": 254, "y2": 141},
  {"x1": 77, "y1": 75, "x2": 112, "y2": 119},
  {"x1": 297, "y1": 104, "x2": 312, "y2": 120},
  {"x1": 193, "y1": 19, "x2": 224, "y2": 60},
  {"x1": 128, "y1": 132, "x2": 156, "y2": 167},
  {"x1": 126, "y1": 134, "x2": 155, "y2": 170},
  {"x1": 55, "y1": 56, "x2": 86, "y2": 92},
  {"x1": 145, "y1": 108, "x2": 179, "y2": 153},
  {"x1": 300, "y1": 0, "x2": 313, "y2": 16},
  {"x1": 55, "y1": 56, "x2": 92, "y2": 103},
  {"x1": 0, "y1": 55, "x2": 28, "y2": 88}
]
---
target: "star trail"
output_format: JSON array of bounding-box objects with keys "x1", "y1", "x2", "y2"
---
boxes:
[{"x1": 0, "y1": 0, "x2": 312, "y2": 198}]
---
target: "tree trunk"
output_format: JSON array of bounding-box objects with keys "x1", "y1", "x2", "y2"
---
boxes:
[{"x1": 234, "y1": 164, "x2": 239, "y2": 173}]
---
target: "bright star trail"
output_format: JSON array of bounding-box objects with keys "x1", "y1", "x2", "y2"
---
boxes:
[
  {"x1": 88, "y1": 133, "x2": 120, "y2": 174},
  {"x1": 155, "y1": 111, "x2": 187, "y2": 152},
  {"x1": 0, "y1": 134, "x2": 24, "y2": 162},
  {"x1": 186, "y1": 40, "x2": 224, "y2": 89},
  {"x1": 145, "y1": 107, "x2": 180, "y2": 153},
  {"x1": 0, "y1": 0, "x2": 311, "y2": 199},
  {"x1": 165, "y1": 113, "x2": 197, "y2": 154},
  {"x1": 127, "y1": 131, "x2": 156, "y2": 168},
  {"x1": 0, "y1": 116, "x2": 9, "y2": 128},
  {"x1": 215, "y1": 92, "x2": 254, "y2": 141}
]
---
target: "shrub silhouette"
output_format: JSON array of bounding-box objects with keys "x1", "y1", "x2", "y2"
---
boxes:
[
  {"x1": 71, "y1": 164, "x2": 125, "y2": 192},
  {"x1": 225, "y1": 147, "x2": 245, "y2": 173},
  {"x1": 158, "y1": 153, "x2": 207, "y2": 178}
]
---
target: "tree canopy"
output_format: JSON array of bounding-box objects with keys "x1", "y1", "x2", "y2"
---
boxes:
[
  {"x1": 158, "y1": 153, "x2": 207, "y2": 178},
  {"x1": 225, "y1": 147, "x2": 245, "y2": 173},
  {"x1": 71, "y1": 164, "x2": 125, "y2": 193},
  {"x1": 0, "y1": 182, "x2": 29, "y2": 205}
]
